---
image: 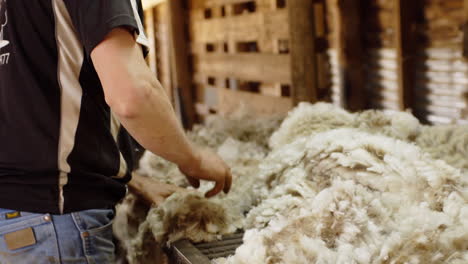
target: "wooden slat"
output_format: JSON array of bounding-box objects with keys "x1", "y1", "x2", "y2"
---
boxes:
[
  {"x1": 256, "y1": 0, "x2": 277, "y2": 12},
  {"x1": 289, "y1": 0, "x2": 318, "y2": 104},
  {"x1": 463, "y1": 91, "x2": 468, "y2": 118},
  {"x1": 190, "y1": 0, "x2": 254, "y2": 9},
  {"x1": 190, "y1": 9, "x2": 288, "y2": 44},
  {"x1": 168, "y1": 0, "x2": 196, "y2": 128},
  {"x1": 463, "y1": 0, "x2": 468, "y2": 58},
  {"x1": 317, "y1": 53, "x2": 330, "y2": 90},
  {"x1": 194, "y1": 53, "x2": 291, "y2": 83},
  {"x1": 260, "y1": 83, "x2": 282, "y2": 97},
  {"x1": 314, "y1": 3, "x2": 326, "y2": 37},
  {"x1": 395, "y1": 0, "x2": 417, "y2": 110},
  {"x1": 155, "y1": 3, "x2": 173, "y2": 99},
  {"x1": 218, "y1": 89, "x2": 292, "y2": 116},
  {"x1": 335, "y1": 0, "x2": 365, "y2": 110}
]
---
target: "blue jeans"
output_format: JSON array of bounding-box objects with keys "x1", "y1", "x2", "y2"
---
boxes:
[{"x1": 0, "y1": 208, "x2": 115, "y2": 264}]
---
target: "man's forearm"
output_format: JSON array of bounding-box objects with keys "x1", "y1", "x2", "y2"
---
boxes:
[{"x1": 116, "y1": 77, "x2": 199, "y2": 169}]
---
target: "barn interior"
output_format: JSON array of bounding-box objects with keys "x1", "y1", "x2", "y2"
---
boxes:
[{"x1": 115, "y1": 0, "x2": 468, "y2": 263}]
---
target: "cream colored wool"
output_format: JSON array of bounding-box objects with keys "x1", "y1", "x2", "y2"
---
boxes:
[
  {"x1": 219, "y1": 129, "x2": 468, "y2": 264},
  {"x1": 115, "y1": 113, "x2": 280, "y2": 263},
  {"x1": 137, "y1": 152, "x2": 188, "y2": 187},
  {"x1": 269, "y1": 102, "x2": 355, "y2": 149},
  {"x1": 131, "y1": 138, "x2": 266, "y2": 246},
  {"x1": 114, "y1": 103, "x2": 468, "y2": 264},
  {"x1": 355, "y1": 109, "x2": 421, "y2": 141},
  {"x1": 416, "y1": 125, "x2": 468, "y2": 172},
  {"x1": 269, "y1": 103, "x2": 421, "y2": 150},
  {"x1": 269, "y1": 103, "x2": 468, "y2": 173},
  {"x1": 189, "y1": 113, "x2": 283, "y2": 150}
]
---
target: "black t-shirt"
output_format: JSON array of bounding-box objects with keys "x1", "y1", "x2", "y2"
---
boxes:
[{"x1": 0, "y1": 0, "x2": 149, "y2": 214}]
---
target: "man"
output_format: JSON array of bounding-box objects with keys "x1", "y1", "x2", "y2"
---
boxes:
[{"x1": 0, "y1": 0, "x2": 232, "y2": 263}]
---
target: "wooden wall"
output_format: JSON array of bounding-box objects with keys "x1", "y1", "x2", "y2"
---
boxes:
[
  {"x1": 189, "y1": 0, "x2": 292, "y2": 117},
  {"x1": 187, "y1": 0, "x2": 333, "y2": 119},
  {"x1": 144, "y1": 0, "x2": 468, "y2": 125},
  {"x1": 413, "y1": 0, "x2": 468, "y2": 124}
]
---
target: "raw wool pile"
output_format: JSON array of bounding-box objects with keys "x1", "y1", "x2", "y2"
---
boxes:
[
  {"x1": 218, "y1": 129, "x2": 468, "y2": 264},
  {"x1": 188, "y1": 110, "x2": 283, "y2": 150},
  {"x1": 269, "y1": 102, "x2": 421, "y2": 150},
  {"x1": 114, "y1": 102, "x2": 468, "y2": 263},
  {"x1": 134, "y1": 138, "x2": 266, "y2": 245},
  {"x1": 114, "y1": 113, "x2": 283, "y2": 264},
  {"x1": 416, "y1": 125, "x2": 468, "y2": 173},
  {"x1": 269, "y1": 103, "x2": 468, "y2": 172},
  {"x1": 269, "y1": 103, "x2": 356, "y2": 149}
]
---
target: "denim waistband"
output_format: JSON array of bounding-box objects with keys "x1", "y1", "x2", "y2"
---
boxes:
[{"x1": 0, "y1": 208, "x2": 39, "y2": 221}]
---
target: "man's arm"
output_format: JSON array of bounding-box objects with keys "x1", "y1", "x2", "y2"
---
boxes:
[{"x1": 91, "y1": 28, "x2": 231, "y2": 198}]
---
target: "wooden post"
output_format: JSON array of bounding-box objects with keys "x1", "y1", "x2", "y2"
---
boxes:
[
  {"x1": 395, "y1": 0, "x2": 417, "y2": 110},
  {"x1": 154, "y1": 4, "x2": 173, "y2": 101},
  {"x1": 168, "y1": 0, "x2": 196, "y2": 128},
  {"x1": 145, "y1": 8, "x2": 158, "y2": 75},
  {"x1": 463, "y1": 0, "x2": 468, "y2": 58},
  {"x1": 335, "y1": 0, "x2": 365, "y2": 111},
  {"x1": 288, "y1": 0, "x2": 318, "y2": 104}
]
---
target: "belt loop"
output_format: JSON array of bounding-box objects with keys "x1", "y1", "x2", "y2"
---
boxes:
[{"x1": 71, "y1": 211, "x2": 84, "y2": 232}]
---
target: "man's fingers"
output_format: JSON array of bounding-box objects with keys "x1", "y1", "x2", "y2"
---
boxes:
[
  {"x1": 205, "y1": 179, "x2": 224, "y2": 198},
  {"x1": 187, "y1": 176, "x2": 200, "y2": 188},
  {"x1": 223, "y1": 169, "x2": 232, "y2": 194}
]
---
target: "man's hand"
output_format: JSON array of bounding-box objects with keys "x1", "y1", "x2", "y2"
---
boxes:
[
  {"x1": 128, "y1": 173, "x2": 188, "y2": 206},
  {"x1": 92, "y1": 29, "x2": 232, "y2": 199},
  {"x1": 179, "y1": 148, "x2": 232, "y2": 198}
]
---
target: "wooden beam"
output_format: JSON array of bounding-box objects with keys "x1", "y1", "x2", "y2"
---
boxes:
[
  {"x1": 463, "y1": 91, "x2": 468, "y2": 119},
  {"x1": 189, "y1": 9, "x2": 288, "y2": 44},
  {"x1": 463, "y1": 0, "x2": 468, "y2": 58},
  {"x1": 168, "y1": 0, "x2": 196, "y2": 128},
  {"x1": 190, "y1": 0, "x2": 253, "y2": 9},
  {"x1": 218, "y1": 89, "x2": 292, "y2": 117},
  {"x1": 194, "y1": 53, "x2": 291, "y2": 83},
  {"x1": 155, "y1": 3, "x2": 173, "y2": 101},
  {"x1": 288, "y1": 0, "x2": 318, "y2": 104},
  {"x1": 395, "y1": 0, "x2": 417, "y2": 110},
  {"x1": 335, "y1": 0, "x2": 365, "y2": 110}
]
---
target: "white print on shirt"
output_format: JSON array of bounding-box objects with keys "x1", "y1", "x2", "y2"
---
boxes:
[
  {"x1": 0, "y1": 52, "x2": 8, "y2": 64},
  {"x1": 0, "y1": 0, "x2": 10, "y2": 66}
]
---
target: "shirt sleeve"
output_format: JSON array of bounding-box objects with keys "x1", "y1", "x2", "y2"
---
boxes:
[{"x1": 63, "y1": 0, "x2": 149, "y2": 57}]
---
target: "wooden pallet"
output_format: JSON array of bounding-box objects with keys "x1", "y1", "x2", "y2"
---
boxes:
[
  {"x1": 188, "y1": 0, "x2": 330, "y2": 118},
  {"x1": 413, "y1": 0, "x2": 468, "y2": 124},
  {"x1": 189, "y1": 0, "x2": 293, "y2": 118}
]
